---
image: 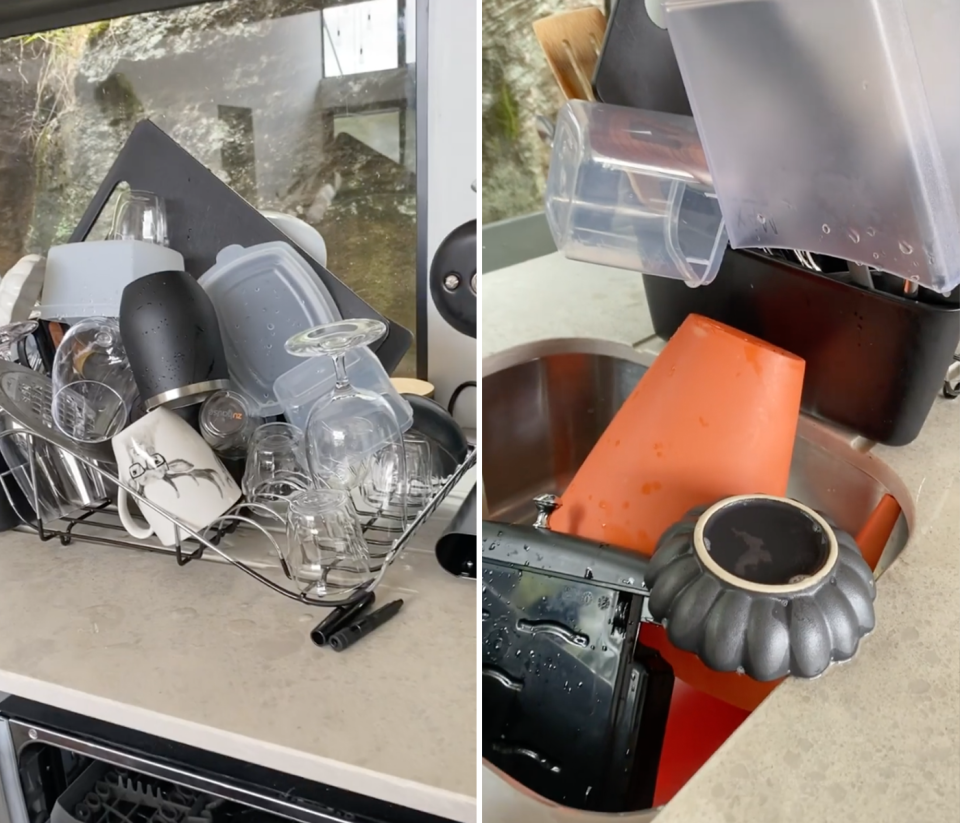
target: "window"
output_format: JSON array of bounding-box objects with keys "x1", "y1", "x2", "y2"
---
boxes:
[
  {"x1": 0, "y1": 0, "x2": 419, "y2": 375},
  {"x1": 481, "y1": 0, "x2": 602, "y2": 225}
]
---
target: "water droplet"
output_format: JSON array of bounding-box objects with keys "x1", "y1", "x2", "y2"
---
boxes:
[
  {"x1": 757, "y1": 214, "x2": 766, "y2": 225},
  {"x1": 899, "y1": 241, "x2": 913, "y2": 255},
  {"x1": 822, "y1": 224, "x2": 831, "y2": 234},
  {"x1": 267, "y1": 324, "x2": 275, "y2": 331},
  {"x1": 873, "y1": 252, "x2": 880, "y2": 260},
  {"x1": 866, "y1": 227, "x2": 876, "y2": 237},
  {"x1": 847, "y1": 229, "x2": 860, "y2": 243}
]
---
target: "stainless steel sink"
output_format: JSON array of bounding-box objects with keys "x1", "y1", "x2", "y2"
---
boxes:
[
  {"x1": 481, "y1": 338, "x2": 913, "y2": 821},
  {"x1": 483, "y1": 337, "x2": 912, "y2": 573}
]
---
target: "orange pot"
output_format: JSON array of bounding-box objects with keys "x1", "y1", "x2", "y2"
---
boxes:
[
  {"x1": 855, "y1": 493, "x2": 901, "y2": 572},
  {"x1": 550, "y1": 313, "x2": 806, "y2": 556}
]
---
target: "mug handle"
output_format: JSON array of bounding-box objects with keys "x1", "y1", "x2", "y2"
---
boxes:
[{"x1": 117, "y1": 486, "x2": 155, "y2": 540}]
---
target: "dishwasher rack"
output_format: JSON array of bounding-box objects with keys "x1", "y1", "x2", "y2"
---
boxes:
[
  {"x1": 0, "y1": 422, "x2": 476, "y2": 609},
  {"x1": 0, "y1": 697, "x2": 454, "y2": 823}
]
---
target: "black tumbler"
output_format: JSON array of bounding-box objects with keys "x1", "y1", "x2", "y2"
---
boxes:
[{"x1": 120, "y1": 270, "x2": 231, "y2": 410}]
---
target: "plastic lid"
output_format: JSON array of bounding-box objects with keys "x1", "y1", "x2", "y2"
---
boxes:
[
  {"x1": 665, "y1": 0, "x2": 960, "y2": 294},
  {"x1": 198, "y1": 242, "x2": 342, "y2": 416}
]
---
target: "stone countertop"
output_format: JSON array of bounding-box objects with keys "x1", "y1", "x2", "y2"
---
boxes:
[
  {"x1": 483, "y1": 256, "x2": 960, "y2": 822},
  {"x1": 0, "y1": 479, "x2": 478, "y2": 823}
]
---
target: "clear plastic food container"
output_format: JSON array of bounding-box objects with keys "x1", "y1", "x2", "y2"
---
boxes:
[
  {"x1": 273, "y1": 345, "x2": 413, "y2": 434},
  {"x1": 544, "y1": 100, "x2": 728, "y2": 287},
  {"x1": 664, "y1": 0, "x2": 960, "y2": 294},
  {"x1": 198, "y1": 242, "x2": 342, "y2": 417}
]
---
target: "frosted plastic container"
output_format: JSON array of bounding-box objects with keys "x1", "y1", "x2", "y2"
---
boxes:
[
  {"x1": 273, "y1": 345, "x2": 413, "y2": 434},
  {"x1": 544, "y1": 100, "x2": 728, "y2": 287},
  {"x1": 40, "y1": 240, "x2": 185, "y2": 324},
  {"x1": 198, "y1": 242, "x2": 342, "y2": 417},
  {"x1": 664, "y1": 0, "x2": 960, "y2": 294}
]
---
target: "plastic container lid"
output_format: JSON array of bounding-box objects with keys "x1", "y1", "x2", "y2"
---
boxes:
[
  {"x1": 545, "y1": 100, "x2": 728, "y2": 287},
  {"x1": 273, "y1": 345, "x2": 413, "y2": 434},
  {"x1": 664, "y1": 0, "x2": 960, "y2": 294},
  {"x1": 198, "y1": 242, "x2": 342, "y2": 416}
]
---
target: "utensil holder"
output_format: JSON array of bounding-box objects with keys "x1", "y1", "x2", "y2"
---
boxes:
[{"x1": 643, "y1": 249, "x2": 960, "y2": 445}]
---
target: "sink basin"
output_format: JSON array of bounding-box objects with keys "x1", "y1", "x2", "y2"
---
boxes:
[
  {"x1": 483, "y1": 337, "x2": 912, "y2": 570},
  {"x1": 482, "y1": 338, "x2": 913, "y2": 820}
]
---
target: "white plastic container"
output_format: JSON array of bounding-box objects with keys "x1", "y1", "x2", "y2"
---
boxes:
[
  {"x1": 664, "y1": 0, "x2": 960, "y2": 294},
  {"x1": 545, "y1": 100, "x2": 728, "y2": 287},
  {"x1": 40, "y1": 241, "x2": 185, "y2": 324},
  {"x1": 198, "y1": 242, "x2": 342, "y2": 417},
  {"x1": 273, "y1": 345, "x2": 413, "y2": 433}
]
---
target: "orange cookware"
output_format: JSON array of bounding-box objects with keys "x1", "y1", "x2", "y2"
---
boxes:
[{"x1": 550, "y1": 313, "x2": 806, "y2": 556}]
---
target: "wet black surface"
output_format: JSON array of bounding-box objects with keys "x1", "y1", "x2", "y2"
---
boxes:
[{"x1": 704, "y1": 498, "x2": 829, "y2": 585}]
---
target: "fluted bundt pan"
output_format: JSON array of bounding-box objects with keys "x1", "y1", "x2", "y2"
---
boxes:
[{"x1": 644, "y1": 494, "x2": 876, "y2": 681}]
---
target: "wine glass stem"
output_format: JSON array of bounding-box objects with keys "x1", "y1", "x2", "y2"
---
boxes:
[{"x1": 333, "y1": 352, "x2": 350, "y2": 390}]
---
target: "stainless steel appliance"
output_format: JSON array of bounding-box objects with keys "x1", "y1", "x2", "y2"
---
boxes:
[{"x1": 0, "y1": 696, "x2": 453, "y2": 823}]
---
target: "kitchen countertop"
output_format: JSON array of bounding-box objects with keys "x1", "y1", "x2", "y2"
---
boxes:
[
  {"x1": 484, "y1": 254, "x2": 960, "y2": 822},
  {"x1": 0, "y1": 478, "x2": 478, "y2": 823}
]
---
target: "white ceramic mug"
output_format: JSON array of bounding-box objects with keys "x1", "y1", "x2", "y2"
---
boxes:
[{"x1": 111, "y1": 407, "x2": 241, "y2": 546}]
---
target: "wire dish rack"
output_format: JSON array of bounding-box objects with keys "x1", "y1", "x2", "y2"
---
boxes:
[{"x1": 0, "y1": 389, "x2": 476, "y2": 609}]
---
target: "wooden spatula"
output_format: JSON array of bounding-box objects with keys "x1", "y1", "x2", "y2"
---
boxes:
[{"x1": 533, "y1": 7, "x2": 607, "y2": 101}]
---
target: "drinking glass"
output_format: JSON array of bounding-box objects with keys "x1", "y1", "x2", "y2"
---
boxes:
[
  {"x1": 361, "y1": 433, "x2": 435, "y2": 515},
  {"x1": 285, "y1": 320, "x2": 406, "y2": 502},
  {"x1": 110, "y1": 190, "x2": 169, "y2": 247},
  {"x1": 242, "y1": 423, "x2": 311, "y2": 504},
  {"x1": 285, "y1": 488, "x2": 374, "y2": 596},
  {"x1": 200, "y1": 390, "x2": 263, "y2": 457},
  {"x1": 51, "y1": 318, "x2": 138, "y2": 444}
]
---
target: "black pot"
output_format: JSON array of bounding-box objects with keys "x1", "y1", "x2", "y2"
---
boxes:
[{"x1": 120, "y1": 270, "x2": 231, "y2": 410}]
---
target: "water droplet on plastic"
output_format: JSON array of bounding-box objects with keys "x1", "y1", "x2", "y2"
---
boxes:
[
  {"x1": 847, "y1": 229, "x2": 860, "y2": 243},
  {"x1": 873, "y1": 252, "x2": 880, "y2": 260},
  {"x1": 899, "y1": 241, "x2": 913, "y2": 255},
  {"x1": 757, "y1": 214, "x2": 766, "y2": 225},
  {"x1": 866, "y1": 227, "x2": 876, "y2": 237},
  {"x1": 267, "y1": 324, "x2": 275, "y2": 331},
  {"x1": 822, "y1": 224, "x2": 831, "y2": 234}
]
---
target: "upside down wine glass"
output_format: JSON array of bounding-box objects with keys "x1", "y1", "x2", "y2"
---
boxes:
[{"x1": 285, "y1": 319, "x2": 408, "y2": 528}]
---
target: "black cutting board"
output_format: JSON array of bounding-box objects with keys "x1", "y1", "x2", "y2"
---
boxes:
[
  {"x1": 68, "y1": 120, "x2": 412, "y2": 374},
  {"x1": 594, "y1": 0, "x2": 692, "y2": 117}
]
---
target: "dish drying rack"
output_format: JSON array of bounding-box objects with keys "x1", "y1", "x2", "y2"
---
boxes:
[{"x1": 0, "y1": 423, "x2": 476, "y2": 608}]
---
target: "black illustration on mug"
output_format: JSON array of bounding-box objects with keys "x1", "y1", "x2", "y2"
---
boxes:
[{"x1": 127, "y1": 444, "x2": 225, "y2": 498}]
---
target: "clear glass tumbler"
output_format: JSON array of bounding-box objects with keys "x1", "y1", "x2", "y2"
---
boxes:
[
  {"x1": 361, "y1": 433, "x2": 434, "y2": 515},
  {"x1": 242, "y1": 422, "x2": 311, "y2": 504},
  {"x1": 285, "y1": 488, "x2": 373, "y2": 596},
  {"x1": 110, "y1": 190, "x2": 170, "y2": 247}
]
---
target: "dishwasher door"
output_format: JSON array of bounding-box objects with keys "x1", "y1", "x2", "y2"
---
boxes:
[{"x1": 0, "y1": 696, "x2": 452, "y2": 823}]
